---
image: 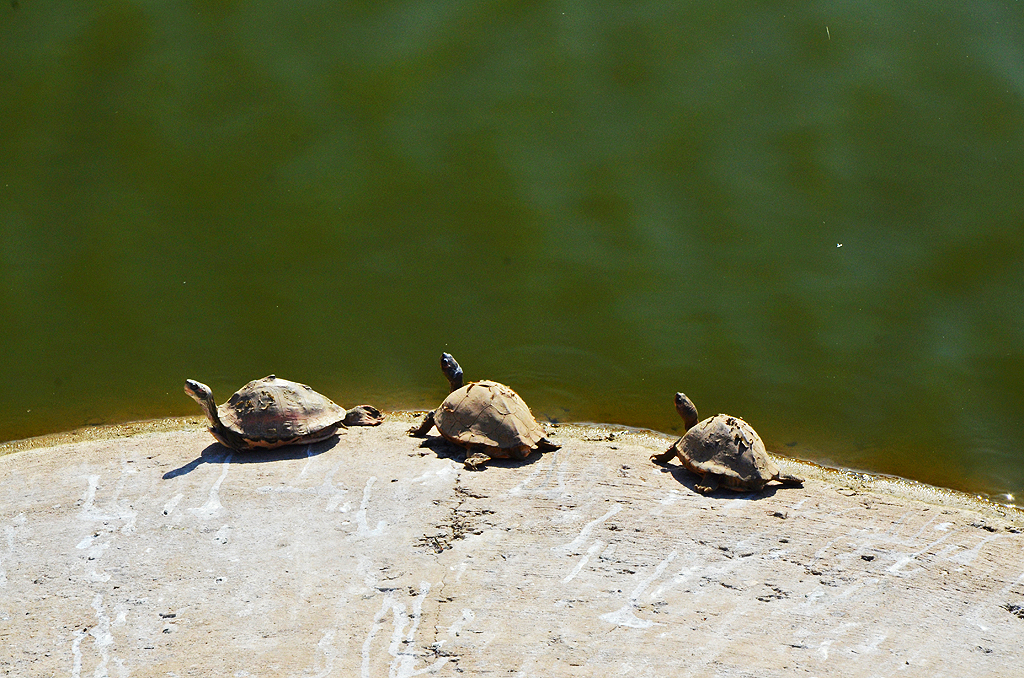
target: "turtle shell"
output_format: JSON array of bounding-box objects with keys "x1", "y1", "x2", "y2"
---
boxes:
[
  {"x1": 675, "y1": 414, "x2": 780, "y2": 490},
  {"x1": 434, "y1": 380, "x2": 548, "y2": 454},
  {"x1": 219, "y1": 375, "x2": 346, "y2": 448}
]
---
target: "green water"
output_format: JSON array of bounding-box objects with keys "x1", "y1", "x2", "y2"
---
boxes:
[{"x1": 2, "y1": 2, "x2": 1023, "y2": 502}]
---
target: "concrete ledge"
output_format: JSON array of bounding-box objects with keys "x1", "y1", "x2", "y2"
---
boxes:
[{"x1": 2, "y1": 416, "x2": 1022, "y2": 676}]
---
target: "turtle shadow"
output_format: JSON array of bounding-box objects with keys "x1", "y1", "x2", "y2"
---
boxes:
[
  {"x1": 653, "y1": 462, "x2": 785, "y2": 500},
  {"x1": 162, "y1": 437, "x2": 338, "y2": 480},
  {"x1": 415, "y1": 436, "x2": 461, "y2": 461},
  {"x1": 415, "y1": 435, "x2": 547, "y2": 470}
]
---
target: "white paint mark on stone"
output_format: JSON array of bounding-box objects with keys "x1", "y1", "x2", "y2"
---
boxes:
[
  {"x1": 0, "y1": 528, "x2": 10, "y2": 588},
  {"x1": 90, "y1": 593, "x2": 114, "y2": 677},
  {"x1": 887, "y1": 531, "x2": 955, "y2": 575},
  {"x1": 453, "y1": 561, "x2": 468, "y2": 583},
  {"x1": 554, "y1": 468, "x2": 569, "y2": 498},
  {"x1": 554, "y1": 505, "x2": 621, "y2": 552},
  {"x1": 214, "y1": 525, "x2": 231, "y2": 545},
  {"x1": 162, "y1": 493, "x2": 184, "y2": 516},
  {"x1": 508, "y1": 462, "x2": 546, "y2": 497},
  {"x1": 999, "y1": 568, "x2": 1024, "y2": 595},
  {"x1": 257, "y1": 485, "x2": 313, "y2": 495},
  {"x1": 563, "y1": 540, "x2": 604, "y2": 583},
  {"x1": 78, "y1": 469, "x2": 138, "y2": 533},
  {"x1": 446, "y1": 608, "x2": 475, "y2": 637},
  {"x1": 353, "y1": 477, "x2": 386, "y2": 537},
  {"x1": 297, "y1": 444, "x2": 316, "y2": 479},
  {"x1": 408, "y1": 465, "x2": 457, "y2": 485},
  {"x1": 189, "y1": 454, "x2": 233, "y2": 518},
  {"x1": 325, "y1": 493, "x2": 348, "y2": 512},
  {"x1": 947, "y1": 534, "x2": 1002, "y2": 566},
  {"x1": 75, "y1": 524, "x2": 114, "y2": 582},
  {"x1": 636, "y1": 552, "x2": 677, "y2": 600},
  {"x1": 357, "y1": 556, "x2": 378, "y2": 588},
  {"x1": 600, "y1": 605, "x2": 653, "y2": 629},
  {"x1": 88, "y1": 569, "x2": 111, "y2": 583},
  {"x1": 70, "y1": 629, "x2": 86, "y2": 678},
  {"x1": 813, "y1": 531, "x2": 856, "y2": 560},
  {"x1": 320, "y1": 459, "x2": 350, "y2": 512},
  {"x1": 114, "y1": 462, "x2": 138, "y2": 534},
  {"x1": 600, "y1": 551, "x2": 677, "y2": 628},
  {"x1": 659, "y1": 489, "x2": 681, "y2": 505},
  {"x1": 855, "y1": 632, "x2": 888, "y2": 655},
  {"x1": 363, "y1": 592, "x2": 394, "y2": 678},
  {"x1": 836, "y1": 578, "x2": 871, "y2": 600},
  {"x1": 1, "y1": 515, "x2": 24, "y2": 589},
  {"x1": 653, "y1": 563, "x2": 700, "y2": 600},
  {"x1": 362, "y1": 583, "x2": 448, "y2": 678},
  {"x1": 304, "y1": 628, "x2": 337, "y2": 678},
  {"x1": 508, "y1": 452, "x2": 567, "y2": 498},
  {"x1": 255, "y1": 462, "x2": 351, "y2": 514},
  {"x1": 905, "y1": 512, "x2": 941, "y2": 543},
  {"x1": 723, "y1": 497, "x2": 752, "y2": 510},
  {"x1": 79, "y1": 475, "x2": 101, "y2": 519},
  {"x1": 392, "y1": 582, "x2": 448, "y2": 678},
  {"x1": 75, "y1": 536, "x2": 100, "y2": 553}
]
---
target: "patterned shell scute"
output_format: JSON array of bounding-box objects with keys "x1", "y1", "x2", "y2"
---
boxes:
[
  {"x1": 218, "y1": 376, "x2": 345, "y2": 441},
  {"x1": 678, "y1": 414, "x2": 780, "y2": 485},
  {"x1": 435, "y1": 380, "x2": 546, "y2": 449}
]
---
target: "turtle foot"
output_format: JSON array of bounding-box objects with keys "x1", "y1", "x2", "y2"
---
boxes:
[
  {"x1": 694, "y1": 473, "x2": 721, "y2": 494},
  {"x1": 650, "y1": 447, "x2": 677, "y2": 465},
  {"x1": 408, "y1": 412, "x2": 435, "y2": 437},
  {"x1": 463, "y1": 451, "x2": 492, "y2": 470}
]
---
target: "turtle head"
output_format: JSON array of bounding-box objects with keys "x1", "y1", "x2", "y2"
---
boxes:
[
  {"x1": 184, "y1": 379, "x2": 212, "y2": 402},
  {"x1": 184, "y1": 379, "x2": 221, "y2": 428},
  {"x1": 440, "y1": 353, "x2": 464, "y2": 392},
  {"x1": 674, "y1": 392, "x2": 699, "y2": 432}
]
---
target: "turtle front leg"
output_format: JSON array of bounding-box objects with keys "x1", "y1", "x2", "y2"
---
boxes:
[
  {"x1": 463, "y1": 450, "x2": 493, "y2": 470},
  {"x1": 695, "y1": 473, "x2": 722, "y2": 494},
  {"x1": 650, "y1": 442, "x2": 679, "y2": 465},
  {"x1": 409, "y1": 411, "x2": 436, "y2": 437}
]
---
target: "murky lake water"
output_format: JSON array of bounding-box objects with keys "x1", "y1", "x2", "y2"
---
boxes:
[{"x1": 2, "y1": 2, "x2": 1023, "y2": 503}]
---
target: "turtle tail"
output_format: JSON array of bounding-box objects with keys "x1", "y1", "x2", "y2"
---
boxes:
[
  {"x1": 536, "y1": 438, "x2": 561, "y2": 452},
  {"x1": 776, "y1": 473, "x2": 804, "y2": 487}
]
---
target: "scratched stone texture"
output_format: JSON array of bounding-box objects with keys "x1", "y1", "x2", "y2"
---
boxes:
[{"x1": 1, "y1": 416, "x2": 1022, "y2": 677}]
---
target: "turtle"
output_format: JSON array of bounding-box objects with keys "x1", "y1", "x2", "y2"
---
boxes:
[
  {"x1": 409, "y1": 353, "x2": 560, "y2": 469},
  {"x1": 184, "y1": 375, "x2": 383, "y2": 451},
  {"x1": 650, "y1": 392, "x2": 803, "y2": 493}
]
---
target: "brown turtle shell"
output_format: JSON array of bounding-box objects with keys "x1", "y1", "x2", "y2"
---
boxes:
[
  {"x1": 219, "y1": 375, "x2": 346, "y2": 449},
  {"x1": 433, "y1": 380, "x2": 548, "y2": 456},
  {"x1": 674, "y1": 414, "x2": 782, "y2": 491}
]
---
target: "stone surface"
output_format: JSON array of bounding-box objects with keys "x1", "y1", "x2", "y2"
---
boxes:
[{"x1": 1, "y1": 416, "x2": 1022, "y2": 677}]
